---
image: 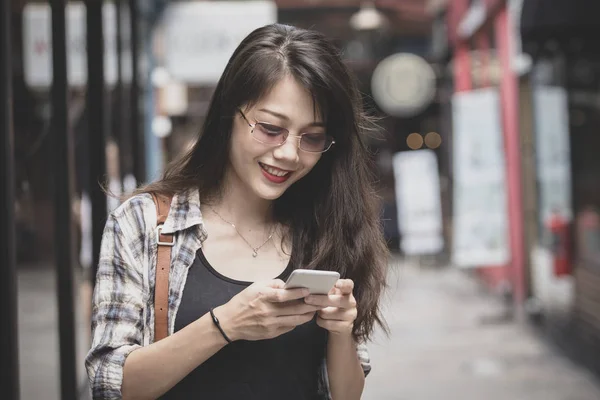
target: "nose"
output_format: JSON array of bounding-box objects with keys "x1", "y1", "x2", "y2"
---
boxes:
[{"x1": 272, "y1": 135, "x2": 300, "y2": 164}]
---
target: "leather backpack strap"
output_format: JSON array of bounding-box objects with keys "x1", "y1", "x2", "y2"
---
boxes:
[{"x1": 151, "y1": 193, "x2": 174, "y2": 342}]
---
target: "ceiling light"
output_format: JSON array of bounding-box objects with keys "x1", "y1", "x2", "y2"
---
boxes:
[{"x1": 350, "y1": 1, "x2": 388, "y2": 32}]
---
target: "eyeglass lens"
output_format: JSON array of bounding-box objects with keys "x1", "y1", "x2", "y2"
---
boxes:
[{"x1": 253, "y1": 122, "x2": 331, "y2": 153}]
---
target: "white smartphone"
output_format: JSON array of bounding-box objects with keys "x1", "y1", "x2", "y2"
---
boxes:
[{"x1": 284, "y1": 269, "x2": 340, "y2": 295}]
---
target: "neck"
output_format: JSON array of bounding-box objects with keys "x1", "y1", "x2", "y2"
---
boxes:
[{"x1": 207, "y1": 169, "x2": 273, "y2": 229}]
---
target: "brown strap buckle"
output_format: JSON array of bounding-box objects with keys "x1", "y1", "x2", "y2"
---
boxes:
[{"x1": 156, "y1": 225, "x2": 175, "y2": 247}]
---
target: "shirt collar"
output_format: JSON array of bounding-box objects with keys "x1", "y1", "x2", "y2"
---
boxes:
[{"x1": 160, "y1": 188, "x2": 207, "y2": 236}]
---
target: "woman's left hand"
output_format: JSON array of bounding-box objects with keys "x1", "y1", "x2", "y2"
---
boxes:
[{"x1": 304, "y1": 279, "x2": 357, "y2": 336}]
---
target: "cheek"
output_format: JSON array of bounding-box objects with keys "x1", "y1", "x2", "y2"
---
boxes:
[{"x1": 229, "y1": 130, "x2": 257, "y2": 165}]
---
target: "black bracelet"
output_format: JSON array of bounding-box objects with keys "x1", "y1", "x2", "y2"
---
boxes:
[{"x1": 209, "y1": 308, "x2": 233, "y2": 344}]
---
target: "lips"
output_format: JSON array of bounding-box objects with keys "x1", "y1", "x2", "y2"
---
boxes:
[{"x1": 259, "y1": 162, "x2": 292, "y2": 184}]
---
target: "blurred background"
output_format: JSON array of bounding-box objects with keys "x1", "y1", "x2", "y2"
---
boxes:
[{"x1": 2, "y1": 0, "x2": 600, "y2": 399}]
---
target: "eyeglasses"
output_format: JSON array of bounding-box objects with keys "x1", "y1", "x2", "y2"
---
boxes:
[{"x1": 238, "y1": 109, "x2": 335, "y2": 153}]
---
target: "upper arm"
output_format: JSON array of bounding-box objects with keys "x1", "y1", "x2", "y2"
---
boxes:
[{"x1": 85, "y1": 205, "x2": 149, "y2": 399}]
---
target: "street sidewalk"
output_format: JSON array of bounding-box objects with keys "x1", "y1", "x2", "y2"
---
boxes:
[
  {"x1": 17, "y1": 264, "x2": 91, "y2": 400},
  {"x1": 362, "y1": 258, "x2": 600, "y2": 400},
  {"x1": 17, "y1": 259, "x2": 600, "y2": 400}
]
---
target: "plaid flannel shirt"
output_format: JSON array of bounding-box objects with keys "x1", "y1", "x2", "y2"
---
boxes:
[{"x1": 85, "y1": 189, "x2": 371, "y2": 399}]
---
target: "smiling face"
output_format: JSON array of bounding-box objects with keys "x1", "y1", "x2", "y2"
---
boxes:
[{"x1": 225, "y1": 75, "x2": 326, "y2": 201}]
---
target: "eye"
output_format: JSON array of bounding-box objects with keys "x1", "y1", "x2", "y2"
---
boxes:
[
  {"x1": 256, "y1": 123, "x2": 286, "y2": 137},
  {"x1": 302, "y1": 133, "x2": 327, "y2": 145}
]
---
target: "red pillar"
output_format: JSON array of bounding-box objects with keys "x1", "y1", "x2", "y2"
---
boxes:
[{"x1": 495, "y1": 6, "x2": 526, "y2": 304}]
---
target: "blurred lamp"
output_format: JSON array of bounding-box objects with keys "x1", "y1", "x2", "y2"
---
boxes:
[
  {"x1": 407, "y1": 133, "x2": 424, "y2": 150},
  {"x1": 350, "y1": 1, "x2": 388, "y2": 31},
  {"x1": 424, "y1": 132, "x2": 442, "y2": 149}
]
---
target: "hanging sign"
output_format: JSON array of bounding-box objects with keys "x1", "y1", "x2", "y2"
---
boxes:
[{"x1": 163, "y1": 1, "x2": 277, "y2": 85}]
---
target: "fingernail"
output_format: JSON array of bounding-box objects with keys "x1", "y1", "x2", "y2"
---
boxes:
[{"x1": 302, "y1": 289, "x2": 310, "y2": 296}]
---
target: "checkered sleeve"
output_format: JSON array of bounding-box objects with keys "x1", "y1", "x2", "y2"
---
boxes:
[
  {"x1": 356, "y1": 341, "x2": 372, "y2": 377},
  {"x1": 85, "y1": 209, "x2": 146, "y2": 399}
]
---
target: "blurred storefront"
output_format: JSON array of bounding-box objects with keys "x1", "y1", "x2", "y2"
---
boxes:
[
  {"x1": 6, "y1": 0, "x2": 153, "y2": 398},
  {"x1": 431, "y1": 0, "x2": 600, "y2": 379},
  {"x1": 430, "y1": 0, "x2": 526, "y2": 301},
  {"x1": 520, "y1": 0, "x2": 600, "y2": 377}
]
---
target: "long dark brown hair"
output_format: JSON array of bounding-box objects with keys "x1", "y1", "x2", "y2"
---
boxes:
[{"x1": 139, "y1": 24, "x2": 389, "y2": 341}]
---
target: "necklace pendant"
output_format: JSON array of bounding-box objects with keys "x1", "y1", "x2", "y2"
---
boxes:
[{"x1": 252, "y1": 250, "x2": 258, "y2": 258}]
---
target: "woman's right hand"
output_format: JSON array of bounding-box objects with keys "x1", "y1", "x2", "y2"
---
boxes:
[{"x1": 213, "y1": 279, "x2": 322, "y2": 342}]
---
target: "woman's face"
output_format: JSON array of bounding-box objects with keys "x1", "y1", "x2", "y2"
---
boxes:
[{"x1": 227, "y1": 75, "x2": 325, "y2": 201}]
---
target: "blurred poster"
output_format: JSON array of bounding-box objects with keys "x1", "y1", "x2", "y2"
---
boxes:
[
  {"x1": 393, "y1": 150, "x2": 444, "y2": 255},
  {"x1": 23, "y1": 3, "x2": 120, "y2": 88},
  {"x1": 163, "y1": 1, "x2": 277, "y2": 85},
  {"x1": 451, "y1": 88, "x2": 510, "y2": 267},
  {"x1": 533, "y1": 86, "x2": 572, "y2": 224}
]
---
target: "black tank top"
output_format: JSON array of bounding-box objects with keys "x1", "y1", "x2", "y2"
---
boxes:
[{"x1": 160, "y1": 249, "x2": 328, "y2": 400}]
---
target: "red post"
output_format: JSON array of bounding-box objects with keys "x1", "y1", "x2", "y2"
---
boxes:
[{"x1": 495, "y1": 6, "x2": 526, "y2": 305}]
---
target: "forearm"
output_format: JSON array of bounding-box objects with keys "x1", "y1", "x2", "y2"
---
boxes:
[
  {"x1": 122, "y1": 311, "x2": 227, "y2": 400},
  {"x1": 326, "y1": 333, "x2": 365, "y2": 400}
]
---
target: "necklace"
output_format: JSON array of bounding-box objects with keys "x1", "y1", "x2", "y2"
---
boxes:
[{"x1": 209, "y1": 207, "x2": 274, "y2": 257}]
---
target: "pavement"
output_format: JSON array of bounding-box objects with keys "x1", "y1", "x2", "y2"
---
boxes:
[
  {"x1": 17, "y1": 265, "x2": 91, "y2": 400},
  {"x1": 362, "y1": 258, "x2": 600, "y2": 400},
  {"x1": 15, "y1": 259, "x2": 600, "y2": 400}
]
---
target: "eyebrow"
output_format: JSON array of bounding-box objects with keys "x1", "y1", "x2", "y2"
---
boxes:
[{"x1": 258, "y1": 108, "x2": 326, "y2": 128}]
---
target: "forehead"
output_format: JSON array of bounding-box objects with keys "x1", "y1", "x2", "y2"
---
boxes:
[{"x1": 251, "y1": 75, "x2": 324, "y2": 124}]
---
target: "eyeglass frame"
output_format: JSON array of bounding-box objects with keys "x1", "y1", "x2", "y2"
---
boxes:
[{"x1": 237, "y1": 109, "x2": 336, "y2": 153}]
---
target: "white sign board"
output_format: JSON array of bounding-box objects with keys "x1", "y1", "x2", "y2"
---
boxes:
[
  {"x1": 393, "y1": 150, "x2": 444, "y2": 255},
  {"x1": 163, "y1": 1, "x2": 277, "y2": 85},
  {"x1": 23, "y1": 3, "x2": 120, "y2": 88},
  {"x1": 452, "y1": 88, "x2": 510, "y2": 267},
  {"x1": 533, "y1": 86, "x2": 572, "y2": 223}
]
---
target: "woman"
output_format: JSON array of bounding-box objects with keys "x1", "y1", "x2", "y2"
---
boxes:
[{"x1": 86, "y1": 24, "x2": 389, "y2": 400}]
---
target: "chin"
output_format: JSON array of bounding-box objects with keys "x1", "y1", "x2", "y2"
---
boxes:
[
  {"x1": 255, "y1": 187, "x2": 288, "y2": 201},
  {"x1": 250, "y1": 180, "x2": 292, "y2": 201}
]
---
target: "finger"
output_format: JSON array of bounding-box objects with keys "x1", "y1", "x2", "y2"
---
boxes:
[
  {"x1": 304, "y1": 294, "x2": 356, "y2": 309},
  {"x1": 264, "y1": 287, "x2": 310, "y2": 303},
  {"x1": 276, "y1": 301, "x2": 324, "y2": 316},
  {"x1": 334, "y1": 279, "x2": 354, "y2": 294},
  {"x1": 278, "y1": 311, "x2": 316, "y2": 327},
  {"x1": 329, "y1": 286, "x2": 342, "y2": 295},
  {"x1": 317, "y1": 307, "x2": 357, "y2": 321}
]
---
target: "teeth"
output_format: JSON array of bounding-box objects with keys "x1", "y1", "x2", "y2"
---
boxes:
[{"x1": 261, "y1": 163, "x2": 289, "y2": 177}]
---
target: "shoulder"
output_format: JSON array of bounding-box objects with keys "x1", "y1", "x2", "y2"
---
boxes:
[
  {"x1": 108, "y1": 193, "x2": 157, "y2": 238},
  {"x1": 112, "y1": 192, "x2": 155, "y2": 218},
  {"x1": 107, "y1": 188, "x2": 203, "y2": 238}
]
